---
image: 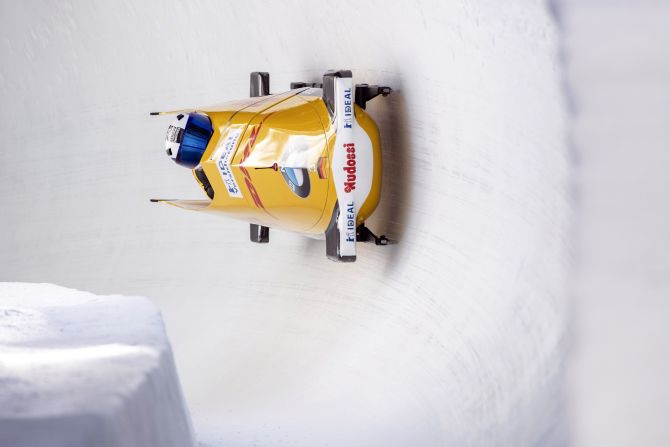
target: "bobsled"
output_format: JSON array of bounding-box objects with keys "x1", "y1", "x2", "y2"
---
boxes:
[{"x1": 152, "y1": 70, "x2": 393, "y2": 262}]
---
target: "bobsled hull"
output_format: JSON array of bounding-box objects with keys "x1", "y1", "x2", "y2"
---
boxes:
[{"x1": 166, "y1": 87, "x2": 382, "y2": 236}]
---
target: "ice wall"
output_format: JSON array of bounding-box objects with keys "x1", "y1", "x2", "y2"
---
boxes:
[{"x1": 0, "y1": 1, "x2": 571, "y2": 445}]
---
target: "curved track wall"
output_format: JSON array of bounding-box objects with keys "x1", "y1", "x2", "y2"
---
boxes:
[{"x1": 0, "y1": 1, "x2": 571, "y2": 445}]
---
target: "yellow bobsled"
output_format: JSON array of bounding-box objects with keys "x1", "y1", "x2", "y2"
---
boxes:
[{"x1": 152, "y1": 71, "x2": 392, "y2": 262}]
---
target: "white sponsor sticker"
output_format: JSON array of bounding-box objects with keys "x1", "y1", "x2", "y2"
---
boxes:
[
  {"x1": 333, "y1": 76, "x2": 357, "y2": 257},
  {"x1": 216, "y1": 128, "x2": 243, "y2": 198}
]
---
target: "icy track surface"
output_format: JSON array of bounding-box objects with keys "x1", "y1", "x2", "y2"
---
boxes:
[
  {"x1": 0, "y1": 283, "x2": 194, "y2": 447},
  {"x1": 0, "y1": 1, "x2": 571, "y2": 445}
]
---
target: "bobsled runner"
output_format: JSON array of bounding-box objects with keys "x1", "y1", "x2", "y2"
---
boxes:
[{"x1": 152, "y1": 70, "x2": 393, "y2": 262}]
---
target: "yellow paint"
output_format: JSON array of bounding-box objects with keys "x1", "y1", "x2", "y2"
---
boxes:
[{"x1": 176, "y1": 88, "x2": 382, "y2": 235}]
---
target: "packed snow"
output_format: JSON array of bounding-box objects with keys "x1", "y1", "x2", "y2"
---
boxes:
[{"x1": 0, "y1": 283, "x2": 194, "y2": 447}]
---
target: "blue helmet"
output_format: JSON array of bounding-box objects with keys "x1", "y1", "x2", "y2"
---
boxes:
[{"x1": 165, "y1": 112, "x2": 213, "y2": 169}]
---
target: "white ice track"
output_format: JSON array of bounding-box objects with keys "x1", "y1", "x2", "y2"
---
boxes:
[{"x1": 0, "y1": 1, "x2": 571, "y2": 446}]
